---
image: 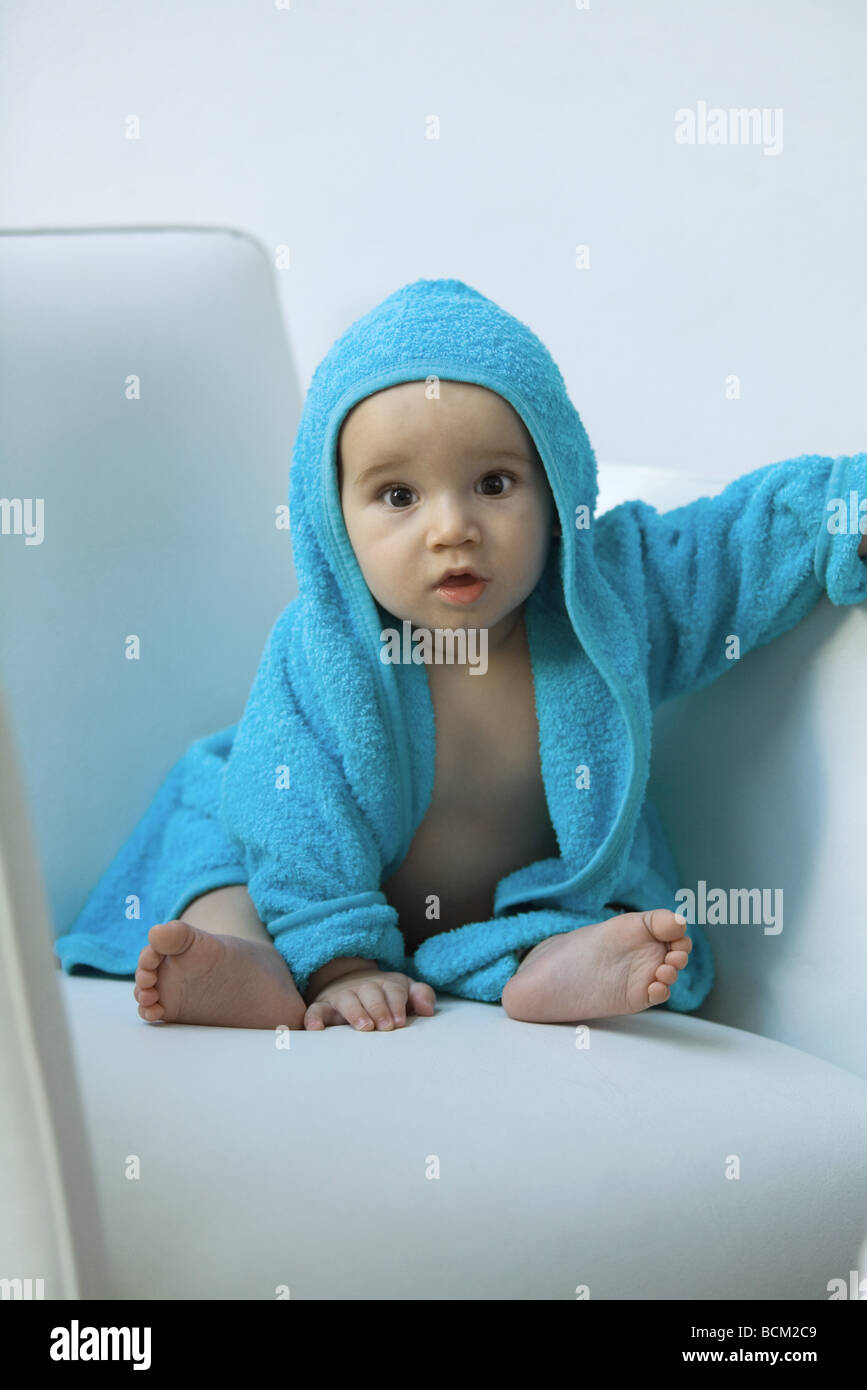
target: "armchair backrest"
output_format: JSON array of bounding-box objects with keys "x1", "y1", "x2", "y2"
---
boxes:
[{"x1": 0, "y1": 227, "x2": 302, "y2": 940}]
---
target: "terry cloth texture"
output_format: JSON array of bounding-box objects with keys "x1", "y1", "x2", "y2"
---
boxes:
[{"x1": 54, "y1": 278, "x2": 867, "y2": 1005}]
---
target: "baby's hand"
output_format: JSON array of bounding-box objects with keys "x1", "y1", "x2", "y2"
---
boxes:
[{"x1": 304, "y1": 966, "x2": 436, "y2": 1031}]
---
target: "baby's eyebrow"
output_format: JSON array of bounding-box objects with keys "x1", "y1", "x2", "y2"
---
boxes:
[{"x1": 353, "y1": 448, "x2": 531, "y2": 488}]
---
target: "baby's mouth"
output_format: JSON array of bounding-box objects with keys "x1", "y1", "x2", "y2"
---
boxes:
[{"x1": 433, "y1": 572, "x2": 489, "y2": 605}]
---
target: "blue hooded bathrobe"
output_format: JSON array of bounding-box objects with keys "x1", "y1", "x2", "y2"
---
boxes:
[{"x1": 54, "y1": 278, "x2": 867, "y2": 1008}]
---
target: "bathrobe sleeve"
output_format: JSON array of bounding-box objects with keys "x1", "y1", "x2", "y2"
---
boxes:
[
  {"x1": 219, "y1": 607, "x2": 408, "y2": 998},
  {"x1": 593, "y1": 452, "x2": 867, "y2": 709}
]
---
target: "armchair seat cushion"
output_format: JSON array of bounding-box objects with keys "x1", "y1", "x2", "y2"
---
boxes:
[{"x1": 60, "y1": 974, "x2": 867, "y2": 1300}]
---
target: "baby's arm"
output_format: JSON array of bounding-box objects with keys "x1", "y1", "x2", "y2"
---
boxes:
[{"x1": 594, "y1": 452, "x2": 867, "y2": 707}]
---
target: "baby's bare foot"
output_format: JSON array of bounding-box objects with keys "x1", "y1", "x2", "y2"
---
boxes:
[
  {"x1": 134, "y1": 920, "x2": 306, "y2": 1029},
  {"x1": 502, "y1": 908, "x2": 693, "y2": 1023}
]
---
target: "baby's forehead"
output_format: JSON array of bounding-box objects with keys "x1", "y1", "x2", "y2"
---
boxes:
[{"x1": 335, "y1": 382, "x2": 546, "y2": 490}]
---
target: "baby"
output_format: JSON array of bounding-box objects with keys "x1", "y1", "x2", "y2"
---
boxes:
[
  {"x1": 104, "y1": 277, "x2": 867, "y2": 1034},
  {"x1": 133, "y1": 378, "x2": 693, "y2": 1031}
]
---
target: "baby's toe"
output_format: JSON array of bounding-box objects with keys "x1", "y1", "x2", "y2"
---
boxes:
[
  {"x1": 137, "y1": 944, "x2": 163, "y2": 972},
  {"x1": 136, "y1": 966, "x2": 158, "y2": 987},
  {"x1": 136, "y1": 985, "x2": 160, "y2": 1006},
  {"x1": 665, "y1": 949, "x2": 689, "y2": 968},
  {"x1": 138, "y1": 1001, "x2": 165, "y2": 1021},
  {"x1": 641, "y1": 909, "x2": 691, "y2": 944},
  {"x1": 655, "y1": 963, "x2": 679, "y2": 986},
  {"x1": 648, "y1": 981, "x2": 670, "y2": 1004}
]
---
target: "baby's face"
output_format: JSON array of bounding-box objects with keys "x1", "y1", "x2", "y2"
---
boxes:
[{"x1": 338, "y1": 381, "x2": 559, "y2": 641}]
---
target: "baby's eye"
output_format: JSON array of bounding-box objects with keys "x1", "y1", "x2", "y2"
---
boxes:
[
  {"x1": 379, "y1": 485, "x2": 416, "y2": 509},
  {"x1": 377, "y1": 473, "x2": 515, "y2": 509},
  {"x1": 478, "y1": 472, "x2": 514, "y2": 496}
]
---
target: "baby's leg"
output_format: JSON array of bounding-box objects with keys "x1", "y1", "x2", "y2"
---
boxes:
[
  {"x1": 134, "y1": 884, "x2": 307, "y2": 1030},
  {"x1": 181, "y1": 884, "x2": 275, "y2": 943}
]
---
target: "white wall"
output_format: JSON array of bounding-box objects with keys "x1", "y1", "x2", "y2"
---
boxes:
[{"x1": 2, "y1": 0, "x2": 864, "y2": 481}]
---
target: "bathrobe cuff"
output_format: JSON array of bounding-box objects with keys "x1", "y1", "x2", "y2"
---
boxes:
[
  {"x1": 813, "y1": 453, "x2": 867, "y2": 606},
  {"x1": 263, "y1": 893, "x2": 407, "y2": 997},
  {"x1": 410, "y1": 904, "x2": 714, "y2": 1012}
]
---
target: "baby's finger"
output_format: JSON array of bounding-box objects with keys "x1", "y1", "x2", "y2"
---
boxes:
[
  {"x1": 332, "y1": 988, "x2": 376, "y2": 1031},
  {"x1": 382, "y1": 980, "x2": 409, "y2": 1027},
  {"x1": 354, "y1": 981, "x2": 396, "y2": 1030},
  {"x1": 304, "y1": 1001, "x2": 343, "y2": 1030},
  {"x1": 408, "y1": 981, "x2": 436, "y2": 1015}
]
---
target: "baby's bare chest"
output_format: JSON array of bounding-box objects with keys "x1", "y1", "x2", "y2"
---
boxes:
[{"x1": 381, "y1": 660, "x2": 559, "y2": 952}]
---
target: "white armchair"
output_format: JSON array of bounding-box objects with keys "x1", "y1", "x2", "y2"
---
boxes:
[{"x1": 1, "y1": 228, "x2": 865, "y2": 1300}]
